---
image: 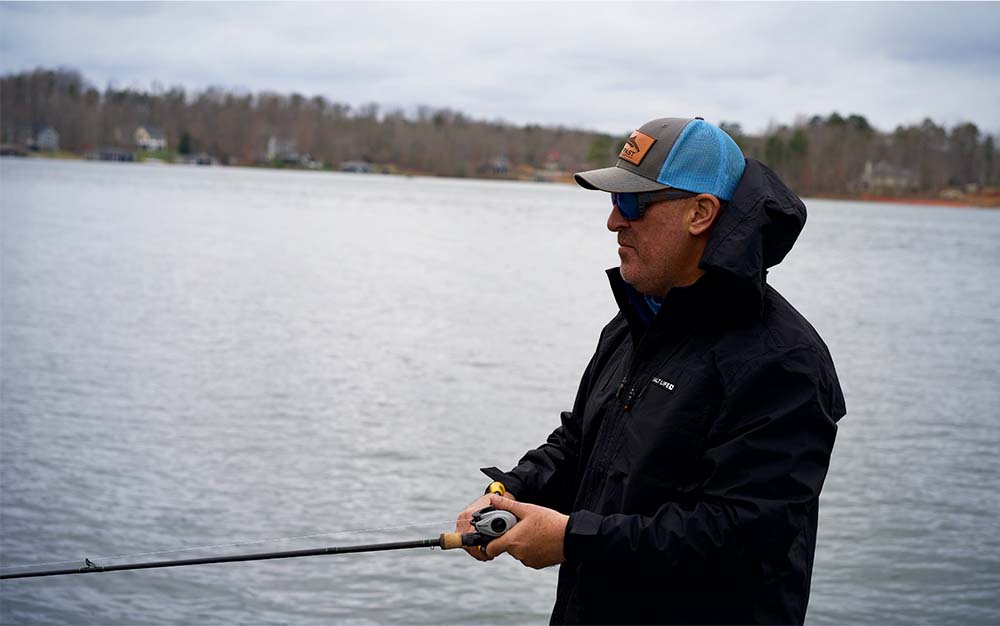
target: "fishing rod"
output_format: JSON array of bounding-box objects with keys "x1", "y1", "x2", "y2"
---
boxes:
[{"x1": 0, "y1": 507, "x2": 516, "y2": 581}]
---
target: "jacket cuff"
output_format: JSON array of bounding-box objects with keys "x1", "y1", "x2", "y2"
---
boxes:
[
  {"x1": 563, "y1": 509, "x2": 605, "y2": 560},
  {"x1": 479, "y1": 467, "x2": 527, "y2": 499}
]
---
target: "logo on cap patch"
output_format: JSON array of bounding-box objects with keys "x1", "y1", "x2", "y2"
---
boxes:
[{"x1": 619, "y1": 130, "x2": 656, "y2": 165}]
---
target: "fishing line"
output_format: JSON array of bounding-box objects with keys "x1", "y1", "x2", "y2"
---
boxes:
[{"x1": 0, "y1": 519, "x2": 454, "y2": 572}]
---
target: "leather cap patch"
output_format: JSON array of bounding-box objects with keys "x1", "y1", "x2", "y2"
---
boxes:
[{"x1": 619, "y1": 130, "x2": 656, "y2": 165}]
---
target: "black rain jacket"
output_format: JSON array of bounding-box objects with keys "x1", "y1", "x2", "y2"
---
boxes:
[{"x1": 483, "y1": 159, "x2": 846, "y2": 624}]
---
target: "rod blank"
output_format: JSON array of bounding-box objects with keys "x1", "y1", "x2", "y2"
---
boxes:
[{"x1": 1, "y1": 537, "x2": 445, "y2": 581}]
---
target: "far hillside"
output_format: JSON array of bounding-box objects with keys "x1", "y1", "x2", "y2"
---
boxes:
[{"x1": 2, "y1": 68, "x2": 997, "y2": 205}]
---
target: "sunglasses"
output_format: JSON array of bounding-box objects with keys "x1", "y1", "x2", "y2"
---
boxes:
[{"x1": 612, "y1": 190, "x2": 698, "y2": 220}]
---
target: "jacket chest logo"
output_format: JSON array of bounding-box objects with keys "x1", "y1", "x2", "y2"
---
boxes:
[{"x1": 652, "y1": 377, "x2": 675, "y2": 391}]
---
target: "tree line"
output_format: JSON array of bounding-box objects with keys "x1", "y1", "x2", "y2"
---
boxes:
[
  {"x1": 723, "y1": 114, "x2": 997, "y2": 196},
  {"x1": 2, "y1": 68, "x2": 997, "y2": 197}
]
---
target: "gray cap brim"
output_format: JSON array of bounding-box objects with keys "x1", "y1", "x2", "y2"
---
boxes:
[{"x1": 573, "y1": 165, "x2": 673, "y2": 193}]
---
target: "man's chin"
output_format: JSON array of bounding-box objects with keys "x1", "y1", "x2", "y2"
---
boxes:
[
  {"x1": 618, "y1": 263, "x2": 639, "y2": 287},
  {"x1": 620, "y1": 265, "x2": 661, "y2": 295}
]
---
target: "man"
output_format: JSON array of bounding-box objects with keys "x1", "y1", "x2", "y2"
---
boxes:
[{"x1": 456, "y1": 117, "x2": 846, "y2": 624}]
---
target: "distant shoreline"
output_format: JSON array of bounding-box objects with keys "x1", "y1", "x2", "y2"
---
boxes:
[
  {"x1": 5, "y1": 152, "x2": 998, "y2": 209},
  {"x1": 813, "y1": 193, "x2": 999, "y2": 209}
]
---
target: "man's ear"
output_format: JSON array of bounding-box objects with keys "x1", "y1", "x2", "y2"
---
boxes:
[{"x1": 688, "y1": 194, "x2": 721, "y2": 236}]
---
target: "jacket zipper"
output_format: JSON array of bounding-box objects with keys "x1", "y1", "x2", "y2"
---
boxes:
[
  {"x1": 620, "y1": 327, "x2": 695, "y2": 411},
  {"x1": 615, "y1": 376, "x2": 637, "y2": 411},
  {"x1": 579, "y1": 330, "x2": 693, "y2": 510}
]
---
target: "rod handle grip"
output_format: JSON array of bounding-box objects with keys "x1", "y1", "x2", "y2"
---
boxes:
[{"x1": 439, "y1": 533, "x2": 483, "y2": 549}]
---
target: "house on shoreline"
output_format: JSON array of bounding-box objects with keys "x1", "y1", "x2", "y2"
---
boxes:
[
  {"x1": 32, "y1": 125, "x2": 60, "y2": 151},
  {"x1": 135, "y1": 126, "x2": 167, "y2": 152},
  {"x1": 852, "y1": 160, "x2": 919, "y2": 195}
]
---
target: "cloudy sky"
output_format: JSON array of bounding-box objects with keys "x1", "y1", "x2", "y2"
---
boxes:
[{"x1": 2, "y1": 1, "x2": 999, "y2": 136}]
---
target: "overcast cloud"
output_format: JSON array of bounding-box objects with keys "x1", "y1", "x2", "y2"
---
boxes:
[{"x1": 2, "y1": 1, "x2": 999, "y2": 135}]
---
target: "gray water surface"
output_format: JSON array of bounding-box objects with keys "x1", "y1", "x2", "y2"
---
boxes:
[{"x1": 2, "y1": 158, "x2": 998, "y2": 624}]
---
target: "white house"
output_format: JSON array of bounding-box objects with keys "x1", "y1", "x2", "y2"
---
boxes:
[
  {"x1": 266, "y1": 136, "x2": 301, "y2": 163},
  {"x1": 34, "y1": 126, "x2": 60, "y2": 151},
  {"x1": 855, "y1": 160, "x2": 919, "y2": 194},
  {"x1": 135, "y1": 126, "x2": 168, "y2": 152}
]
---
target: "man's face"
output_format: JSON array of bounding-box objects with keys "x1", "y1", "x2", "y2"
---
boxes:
[{"x1": 607, "y1": 197, "x2": 702, "y2": 296}]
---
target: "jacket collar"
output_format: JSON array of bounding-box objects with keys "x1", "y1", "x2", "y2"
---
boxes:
[{"x1": 608, "y1": 268, "x2": 758, "y2": 345}]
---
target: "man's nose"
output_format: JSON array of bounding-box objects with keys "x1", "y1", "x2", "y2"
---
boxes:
[{"x1": 607, "y1": 204, "x2": 629, "y2": 232}]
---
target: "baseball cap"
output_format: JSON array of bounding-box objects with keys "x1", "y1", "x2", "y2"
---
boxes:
[{"x1": 574, "y1": 117, "x2": 746, "y2": 201}]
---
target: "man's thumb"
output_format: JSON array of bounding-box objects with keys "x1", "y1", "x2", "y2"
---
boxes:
[{"x1": 489, "y1": 493, "x2": 524, "y2": 515}]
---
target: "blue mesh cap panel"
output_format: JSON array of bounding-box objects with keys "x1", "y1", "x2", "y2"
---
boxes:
[{"x1": 655, "y1": 120, "x2": 746, "y2": 201}]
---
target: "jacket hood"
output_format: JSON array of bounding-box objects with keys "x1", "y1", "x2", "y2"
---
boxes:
[{"x1": 699, "y1": 158, "x2": 807, "y2": 306}]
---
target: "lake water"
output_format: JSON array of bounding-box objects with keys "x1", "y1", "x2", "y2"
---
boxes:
[{"x1": 1, "y1": 158, "x2": 998, "y2": 625}]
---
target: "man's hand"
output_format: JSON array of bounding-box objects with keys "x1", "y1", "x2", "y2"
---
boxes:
[
  {"x1": 484, "y1": 494, "x2": 568, "y2": 569},
  {"x1": 455, "y1": 491, "x2": 516, "y2": 561}
]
